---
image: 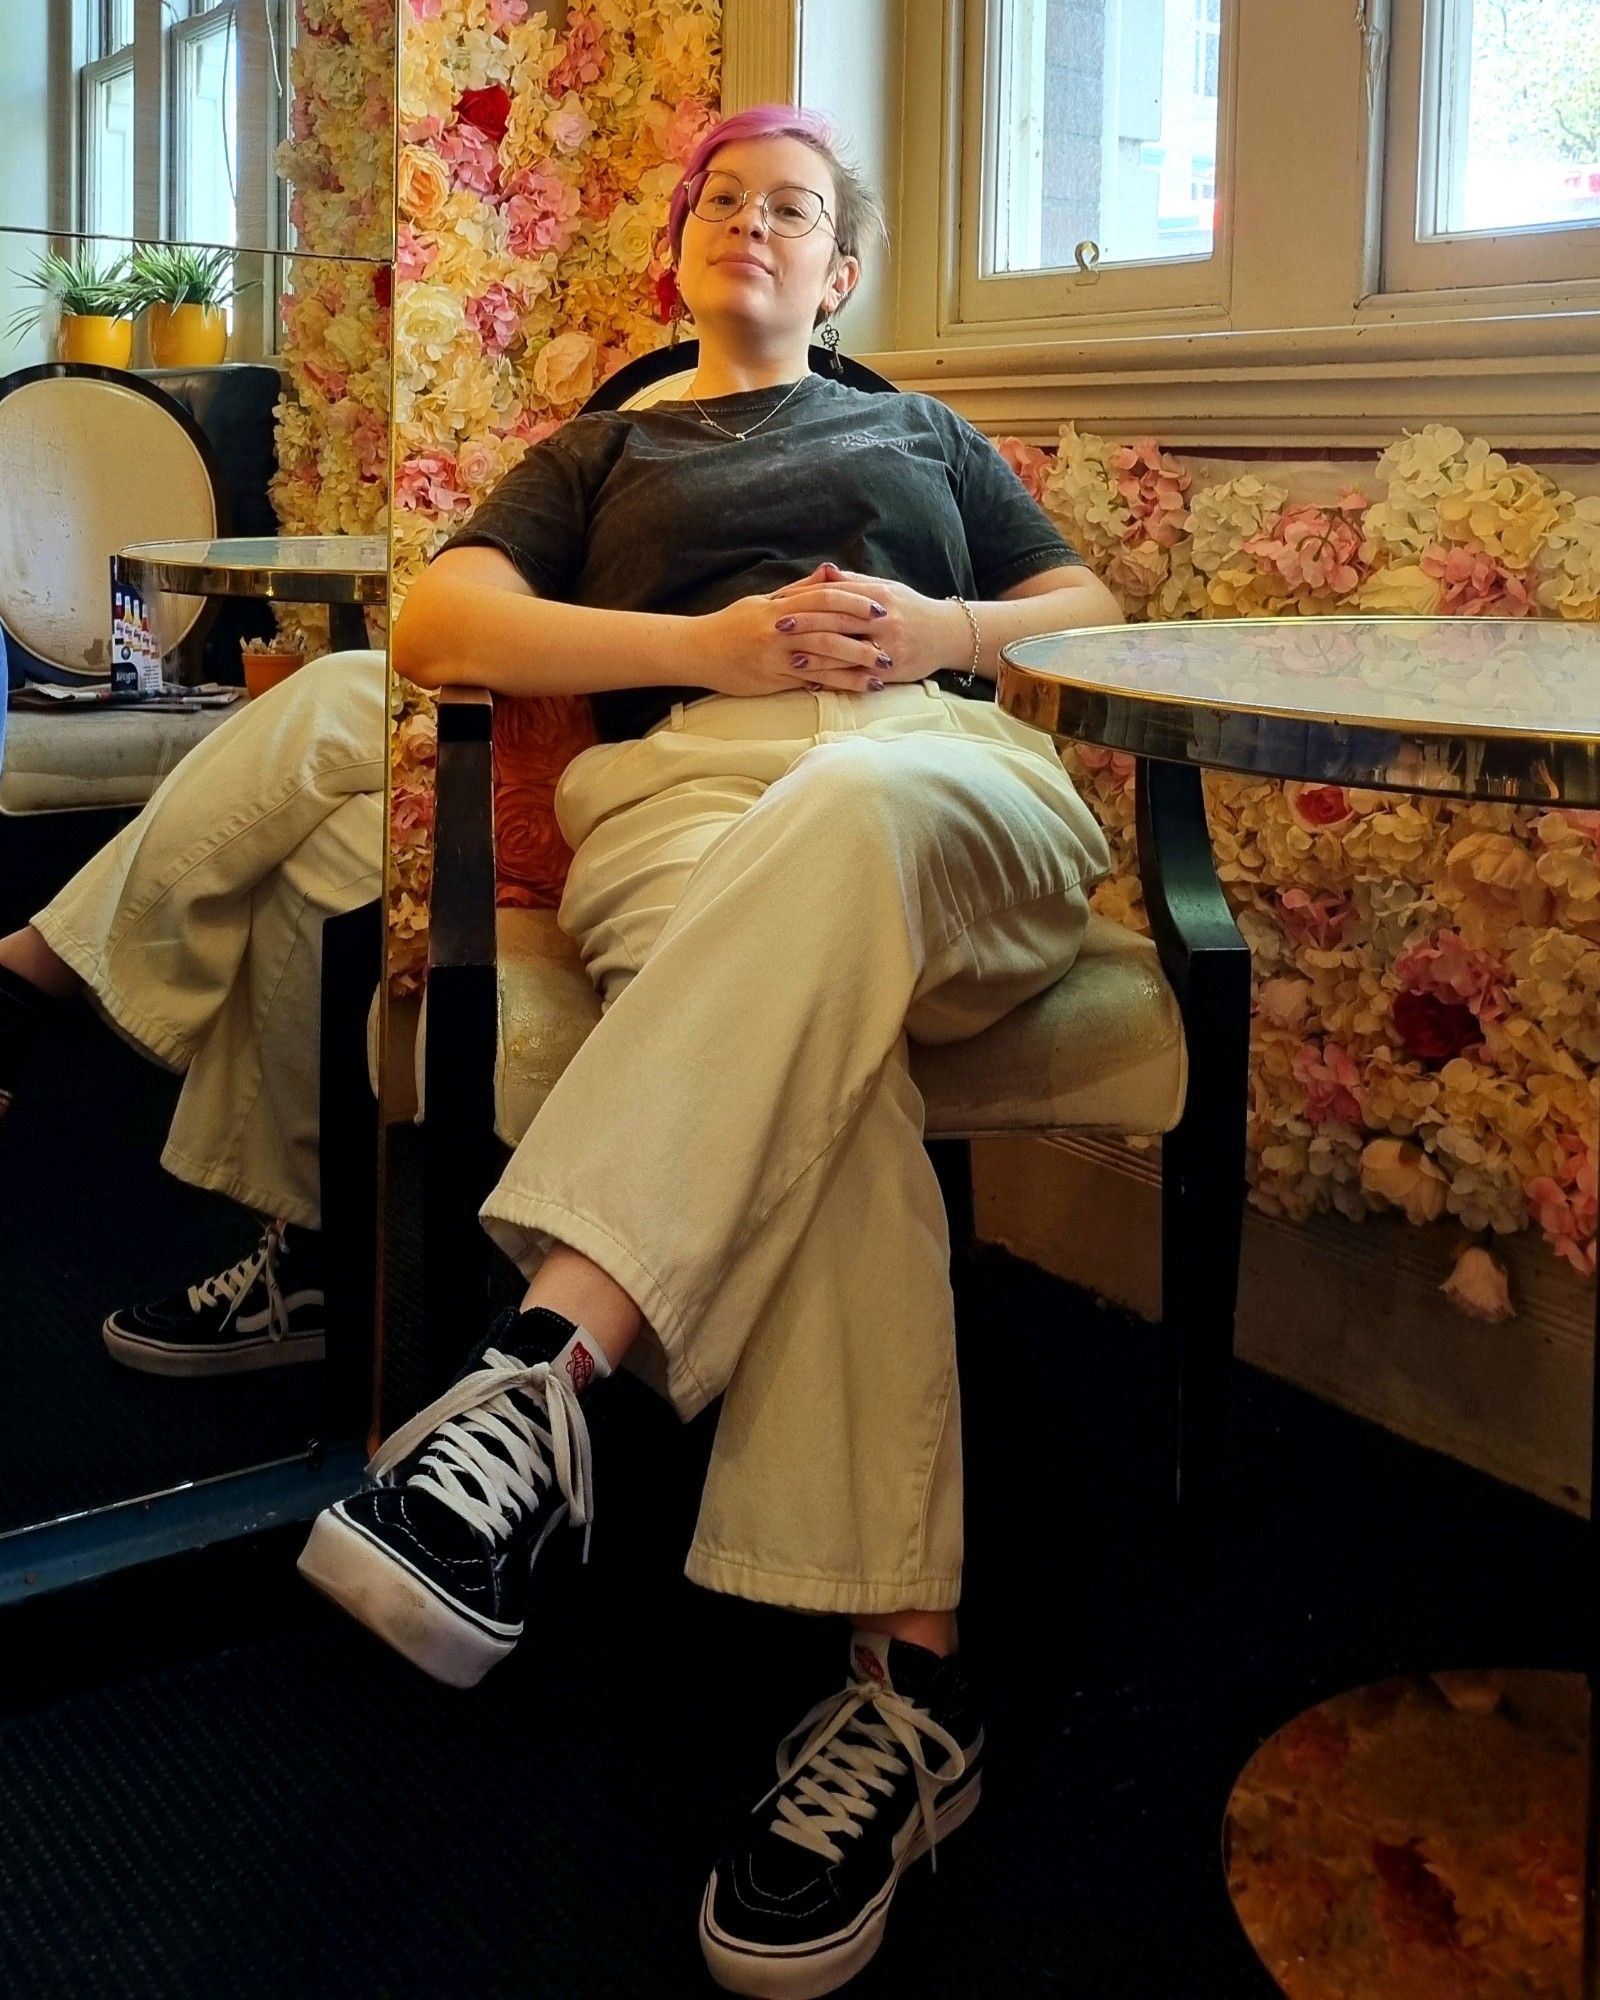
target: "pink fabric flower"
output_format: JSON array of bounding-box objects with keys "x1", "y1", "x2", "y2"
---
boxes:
[
  {"x1": 301, "y1": 357, "x2": 349, "y2": 401},
  {"x1": 580, "y1": 181, "x2": 623, "y2": 222},
  {"x1": 504, "y1": 412, "x2": 561, "y2": 449},
  {"x1": 1245, "y1": 497, "x2": 1369, "y2": 597},
  {"x1": 1108, "y1": 438, "x2": 1191, "y2": 548},
  {"x1": 1528, "y1": 1136, "x2": 1598, "y2": 1278},
  {"x1": 396, "y1": 450, "x2": 471, "y2": 515},
  {"x1": 483, "y1": 0, "x2": 530, "y2": 23},
  {"x1": 437, "y1": 122, "x2": 502, "y2": 198},
  {"x1": 1292, "y1": 1040, "x2": 1365, "y2": 1127},
  {"x1": 1393, "y1": 929, "x2": 1510, "y2": 1022},
  {"x1": 503, "y1": 165, "x2": 583, "y2": 257},
  {"x1": 595, "y1": 340, "x2": 633, "y2": 384},
  {"x1": 1076, "y1": 744, "x2": 1136, "y2": 785},
  {"x1": 663, "y1": 96, "x2": 718, "y2": 166},
  {"x1": 548, "y1": 11, "x2": 606, "y2": 95},
  {"x1": 406, "y1": 0, "x2": 442, "y2": 18},
  {"x1": 400, "y1": 117, "x2": 445, "y2": 146},
  {"x1": 1419, "y1": 544, "x2": 1534, "y2": 617},
  {"x1": 465, "y1": 282, "x2": 524, "y2": 356},
  {"x1": 396, "y1": 223, "x2": 437, "y2": 283},
  {"x1": 999, "y1": 437, "x2": 1052, "y2": 503},
  {"x1": 1287, "y1": 783, "x2": 1354, "y2": 829},
  {"x1": 1277, "y1": 887, "x2": 1356, "y2": 949}
]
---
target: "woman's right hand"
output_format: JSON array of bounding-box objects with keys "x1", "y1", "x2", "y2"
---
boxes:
[{"x1": 698, "y1": 564, "x2": 893, "y2": 697}]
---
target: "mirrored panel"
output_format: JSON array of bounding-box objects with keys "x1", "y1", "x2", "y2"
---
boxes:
[
  {"x1": 0, "y1": 1, "x2": 395, "y2": 262},
  {"x1": 0, "y1": 224, "x2": 393, "y2": 1549}
]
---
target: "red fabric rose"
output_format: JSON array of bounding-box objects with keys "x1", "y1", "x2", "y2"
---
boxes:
[
  {"x1": 1391, "y1": 989, "x2": 1483, "y2": 1064},
  {"x1": 492, "y1": 695, "x2": 599, "y2": 909},
  {"x1": 1290, "y1": 784, "x2": 1351, "y2": 828},
  {"x1": 456, "y1": 84, "x2": 512, "y2": 143},
  {"x1": 371, "y1": 265, "x2": 392, "y2": 310},
  {"x1": 654, "y1": 265, "x2": 680, "y2": 323}
]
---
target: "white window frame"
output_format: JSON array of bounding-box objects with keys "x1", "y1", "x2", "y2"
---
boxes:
[
  {"x1": 167, "y1": 0, "x2": 241, "y2": 251},
  {"x1": 77, "y1": 0, "x2": 137, "y2": 244},
  {"x1": 954, "y1": 0, "x2": 1237, "y2": 329},
  {"x1": 1381, "y1": 0, "x2": 1600, "y2": 294}
]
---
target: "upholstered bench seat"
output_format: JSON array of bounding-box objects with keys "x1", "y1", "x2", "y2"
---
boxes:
[
  {"x1": 0, "y1": 705, "x2": 235, "y2": 815},
  {"x1": 486, "y1": 905, "x2": 1187, "y2": 1146}
]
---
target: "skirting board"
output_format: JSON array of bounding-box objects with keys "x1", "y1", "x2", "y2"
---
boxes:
[{"x1": 972, "y1": 1134, "x2": 1595, "y2": 1519}]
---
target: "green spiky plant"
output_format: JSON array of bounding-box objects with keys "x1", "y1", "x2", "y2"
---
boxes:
[
  {"x1": 127, "y1": 244, "x2": 253, "y2": 310},
  {"x1": 4, "y1": 247, "x2": 136, "y2": 344}
]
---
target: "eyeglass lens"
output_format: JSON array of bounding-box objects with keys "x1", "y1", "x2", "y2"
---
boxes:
[{"x1": 691, "y1": 171, "x2": 824, "y2": 237}]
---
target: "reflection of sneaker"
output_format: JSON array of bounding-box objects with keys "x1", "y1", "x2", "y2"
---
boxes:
[
  {"x1": 297, "y1": 1306, "x2": 606, "y2": 1690},
  {"x1": 700, "y1": 1633, "x2": 984, "y2": 1999},
  {"x1": 102, "y1": 1222, "x2": 325, "y2": 1377}
]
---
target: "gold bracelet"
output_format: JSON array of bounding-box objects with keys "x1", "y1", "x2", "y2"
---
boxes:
[{"x1": 946, "y1": 594, "x2": 982, "y2": 692}]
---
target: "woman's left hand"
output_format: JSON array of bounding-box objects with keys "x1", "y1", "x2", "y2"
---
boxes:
[{"x1": 769, "y1": 562, "x2": 968, "y2": 685}]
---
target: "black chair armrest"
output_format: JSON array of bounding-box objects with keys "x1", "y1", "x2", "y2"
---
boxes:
[{"x1": 423, "y1": 684, "x2": 503, "y2": 1386}]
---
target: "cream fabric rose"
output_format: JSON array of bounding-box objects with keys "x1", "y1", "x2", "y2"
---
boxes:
[
  {"x1": 398, "y1": 145, "x2": 452, "y2": 228},
  {"x1": 545, "y1": 94, "x2": 594, "y2": 154},
  {"x1": 1360, "y1": 1138, "x2": 1448, "y2": 1224},
  {"x1": 1440, "y1": 1244, "x2": 1514, "y2": 1321},
  {"x1": 532, "y1": 329, "x2": 598, "y2": 407},
  {"x1": 395, "y1": 283, "x2": 465, "y2": 364},
  {"x1": 606, "y1": 202, "x2": 658, "y2": 274}
]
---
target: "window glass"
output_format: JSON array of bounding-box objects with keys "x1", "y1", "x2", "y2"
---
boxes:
[
  {"x1": 86, "y1": 62, "x2": 135, "y2": 239},
  {"x1": 993, "y1": 0, "x2": 1223, "y2": 274},
  {"x1": 176, "y1": 8, "x2": 239, "y2": 247},
  {"x1": 1424, "y1": 0, "x2": 1600, "y2": 237}
]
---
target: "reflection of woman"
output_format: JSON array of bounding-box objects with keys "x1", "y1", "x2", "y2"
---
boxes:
[
  {"x1": 300, "y1": 107, "x2": 1121, "y2": 1996},
  {"x1": 0, "y1": 653, "x2": 385, "y2": 1371}
]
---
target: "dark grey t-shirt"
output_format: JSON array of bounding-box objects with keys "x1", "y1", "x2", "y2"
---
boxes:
[{"x1": 440, "y1": 373, "x2": 1083, "y2": 743}]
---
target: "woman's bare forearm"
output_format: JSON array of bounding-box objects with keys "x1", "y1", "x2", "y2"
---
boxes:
[
  {"x1": 969, "y1": 570, "x2": 1124, "y2": 684},
  {"x1": 394, "y1": 559, "x2": 700, "y2": 697}
]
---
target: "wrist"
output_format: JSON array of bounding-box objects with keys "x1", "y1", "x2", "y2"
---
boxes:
[{"x1": 942, "y1": 595, "x2": 983, "y2": 680}]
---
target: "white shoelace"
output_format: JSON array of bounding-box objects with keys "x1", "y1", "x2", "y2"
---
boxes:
[
  {"x1": 366, "y1": 1349, "x2": 595, "y2": 1555},
  {"x1": 188, "y1": 1220, "x2": 290, "y2": 1340},
  {"x1": 761, "y1": 1673, "x2": 969, "y2": 1872}
]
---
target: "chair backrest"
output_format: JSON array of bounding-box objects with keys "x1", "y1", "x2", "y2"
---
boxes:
[
  {"x1": 0, "y1": 363, "x2": 224, "y2": 682},
  {"x1": 582, "y1": 338, "x2": 899, "y2": 416}
]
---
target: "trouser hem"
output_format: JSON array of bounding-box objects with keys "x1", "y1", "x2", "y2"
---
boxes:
[
  {"x1": 476, "y1": 1189, "x2": 712, "y2": 1418},
  {"x1": 159, "y1": 1141, "x2": 318, "y2": 1232},
  {"x1": 30, "y1": 909, "x2": 193, "y2": 1072},
  {"x1": 683, "y1": 1545, "x2": 963, "y2": 1614}
]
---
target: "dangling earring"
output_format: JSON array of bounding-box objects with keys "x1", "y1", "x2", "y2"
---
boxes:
[
  {"x1": 818, "y1": 319, "x2": 842, "y2": 376},
  {"x1": 670, "y1": 302, "x2": 694, "y2": 347}
]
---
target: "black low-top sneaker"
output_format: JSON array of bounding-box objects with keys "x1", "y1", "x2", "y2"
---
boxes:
[
  {"x1": 102, "y1": 1221, "x2": 324, "y2": 1376},
  {"x1": 296, "y1": 1306, "x2": 604, "y2": 1689},
  {"x1": 700, "y1": 1631, "x2": 984, "y2": 1998}
]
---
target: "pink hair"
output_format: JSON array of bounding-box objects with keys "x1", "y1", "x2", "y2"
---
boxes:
[{"x1": 665, "y1": 104, "x2": 846, "y2": 263}]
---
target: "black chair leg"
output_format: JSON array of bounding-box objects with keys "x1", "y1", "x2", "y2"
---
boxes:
[
  {"x1": 1135, "y1": 760, "x2": 1252, "y2": 1596},
  {"x1": 317, "y1": 897, "x2": 384, "y2": 1453}
]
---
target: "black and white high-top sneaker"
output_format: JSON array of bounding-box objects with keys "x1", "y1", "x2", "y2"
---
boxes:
[
  {"x1": 700, "y1": 1632, "x2": 984, "y2": 1999},
  {"x1": 297, "y1": 1306, "x2": 606, "y2": 1690},
  {"x1": 102, "y1": 1221, "x2": 325, "y2": 1376}
]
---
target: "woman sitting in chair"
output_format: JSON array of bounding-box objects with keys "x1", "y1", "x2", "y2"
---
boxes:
[{"x1": 302, "y1": 103, "x2": 1121, "y2": 1997}]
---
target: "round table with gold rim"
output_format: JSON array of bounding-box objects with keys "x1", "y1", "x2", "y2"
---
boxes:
[
  {"x1": 113, "y1": 533, "x2": 389, "y2": 655},
  {"x1": 998, "y1": 614, "x2": 1600, "y2": 2000}
]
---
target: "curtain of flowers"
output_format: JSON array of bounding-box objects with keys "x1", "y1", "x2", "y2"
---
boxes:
[{"x1": 999, "y1": 426, "x2": 1600, "y2": 1291}]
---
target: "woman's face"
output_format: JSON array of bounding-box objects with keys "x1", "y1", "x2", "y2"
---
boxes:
[{"x1": 674, "y1": 134, "x2": 860, "y2": 348}]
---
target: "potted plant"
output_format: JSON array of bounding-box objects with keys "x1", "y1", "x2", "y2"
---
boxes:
[
  {"x1": 240, "y1": 632, "x2": 307, "y2": 699},
  {"x1": 129, "y1": 245, "x2": 250, "y2": 367},
  {"x1": 4, "y1": 248, "x2": 138, "y2": 367}
]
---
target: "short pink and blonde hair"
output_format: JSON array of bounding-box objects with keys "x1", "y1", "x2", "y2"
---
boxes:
[{"x1": 665, "y1": 104, "x2": 889, "y2": 284}]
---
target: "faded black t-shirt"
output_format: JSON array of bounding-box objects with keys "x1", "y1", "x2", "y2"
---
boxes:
[{"x1": 440, "y1": 373, "x2": 1083, "y2": 743}]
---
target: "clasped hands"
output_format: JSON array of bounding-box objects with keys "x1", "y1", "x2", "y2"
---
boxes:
[{"x1": 700, "y1": 562, "x2": 969, "y2": 699}]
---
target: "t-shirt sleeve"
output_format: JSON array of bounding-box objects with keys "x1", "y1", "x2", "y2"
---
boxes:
[
  {"x1": 437, "y1": 435, "x2": 592, "y2": 598},
  {"x1": 947, "y1": 411, "x2": 1084, "y2": 598}
]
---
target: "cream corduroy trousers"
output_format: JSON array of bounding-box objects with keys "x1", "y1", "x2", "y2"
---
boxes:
[
  {"x1": 30, "y1": 650, "x2": 387, "y2": 1230},
  {"x1": 479, "y1": 680, "x2": 1111, "y2": 1615}
]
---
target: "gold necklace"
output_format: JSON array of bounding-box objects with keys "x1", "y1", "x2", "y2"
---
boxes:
[{"x1": 689, "y1": 374, "x2": 813, "y2": 442}]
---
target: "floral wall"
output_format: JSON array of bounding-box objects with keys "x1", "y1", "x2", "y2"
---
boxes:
[{"x1": 999, "y1": 425, "x2": 1600, "y2": 1293}]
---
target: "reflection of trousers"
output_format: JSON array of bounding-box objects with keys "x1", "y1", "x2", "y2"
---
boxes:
[
  {"x1": 480, "y1": 682, "x2": 1111, "y2": 1614},
  {"x1": 31, "y1": 652, "x2": 387, "y2": 1229}
]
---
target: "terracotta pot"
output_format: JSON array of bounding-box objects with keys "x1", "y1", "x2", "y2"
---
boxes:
[
  {"x1": 58, "y1": 314, "x2": 134, "y2": 368},
  {"x1": 147, "y1": 302, "x2": 228, "y2": 367},
  {"x1": 242, "y1": 649, "x2": 306, "y2": 699}
]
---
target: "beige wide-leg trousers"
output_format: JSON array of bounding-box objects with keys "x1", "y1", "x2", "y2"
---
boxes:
[
  {"x1": 30, "y1": 650, "x2": 387, "y2": 1229},
  {"x1": 480, "y1": 681, "x2": 1111, "y2": 1615}
]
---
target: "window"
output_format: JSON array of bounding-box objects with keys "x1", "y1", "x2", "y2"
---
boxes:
[
  {"x1": 1384, "y1": 0, "x2": 1600, "y2": 292},
  {"x1": 79, "y1": 0, "x2": 136, "y2": 241},
  {"x1": 961, "y1": 0, "x2": 1233, "y2": 326},
  {"x1": 171, "y1": 1, "x2": 240, "y2": 249}
]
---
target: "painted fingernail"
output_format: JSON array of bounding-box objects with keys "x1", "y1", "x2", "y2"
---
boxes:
[
  {"x1": 868, "y1": 677, "x2": 885, "y2": 690},
  {"x1": 776, "y1": 616, "x2": 797, "y2": 632},
  {"x1": 876, "y1": 652, "x2": 893, "y2": 670},
  {"x1": 790, "y1": 653, "x2": 810, "y2": 668},
  {"x1": 870, "y1": 603, "x2": 888, "y2": 618}
]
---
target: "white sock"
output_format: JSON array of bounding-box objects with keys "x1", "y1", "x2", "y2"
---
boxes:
[{"x1": 551, "y1": 1324, "x2": 613, "y2": 1397}]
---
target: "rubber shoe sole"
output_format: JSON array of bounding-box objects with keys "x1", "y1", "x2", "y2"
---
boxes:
[
  {"x1": 697, "y1": 1766, "x2": 983, "y2": 1999},
  {"x1": 102, "y1": 1315, "x2": 325, "y2": 1376},
  {"x1": 297, "y1": 1499, "x2": 565, "y2": 1690}
]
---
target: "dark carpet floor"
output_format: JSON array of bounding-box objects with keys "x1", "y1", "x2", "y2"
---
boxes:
[{"x1": 0, "y1": 1244, "x2": 1583, "y2": 1999}]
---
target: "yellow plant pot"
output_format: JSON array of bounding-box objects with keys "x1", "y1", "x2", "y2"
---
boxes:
[
  {"x1": 147, "y1": 302, "x2": 228, "y2": 368},
  {"x1": 58, "y1": 314, "x2": 134, "y2": 368}
]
